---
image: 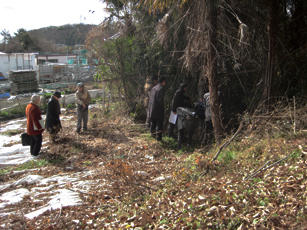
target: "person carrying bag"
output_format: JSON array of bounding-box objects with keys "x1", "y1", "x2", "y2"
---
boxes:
[{"x1": 25, "y1": 95, "x2": 44, "y2": 156}]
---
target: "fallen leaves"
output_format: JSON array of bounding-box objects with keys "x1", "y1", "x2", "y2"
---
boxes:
[{"x1": 0, "y1": 108, "x2": 306, "y2": 229}]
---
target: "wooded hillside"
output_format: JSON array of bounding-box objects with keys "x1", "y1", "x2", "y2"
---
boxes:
[
  {"x1": 30, "y1": 24, "x2": 96, "y2": 46},
  {"x1": 0, "y1": 24, "x2": 96, "y2": 53},
  {"x1": 87, "y1": 0, "x2": 307, "y2": 143}
]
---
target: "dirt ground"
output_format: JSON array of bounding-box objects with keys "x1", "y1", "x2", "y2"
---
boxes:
[{"x1": 0, "y1": 107, "x2": 306, "y2": 229}]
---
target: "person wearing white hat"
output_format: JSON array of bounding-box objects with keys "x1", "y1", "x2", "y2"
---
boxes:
[{"x1": 25, "y1": 95, "x2": 44, "y2": 156}]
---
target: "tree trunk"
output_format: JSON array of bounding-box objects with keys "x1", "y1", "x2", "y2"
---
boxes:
[
  {"x1": 206, "y1": 0, "x2": 223, "y2": 142},
  {"x1": 263, "y1": 0, "x2": 278, "y2": 102}
]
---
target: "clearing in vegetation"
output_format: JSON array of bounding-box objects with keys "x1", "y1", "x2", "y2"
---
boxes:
[{"x1": 0, "y1": 105, "x2": 306, "y2": 229}]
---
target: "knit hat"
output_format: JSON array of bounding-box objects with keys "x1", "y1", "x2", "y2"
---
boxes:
[{"x1": 77, "y1": 82, "x2": 84, "y2": 87}]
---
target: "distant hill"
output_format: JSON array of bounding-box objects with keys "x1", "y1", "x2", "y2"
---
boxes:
[
  {"x1": 29, "y1": 24, "x2": 96, "y2": 46},
  {"x1": 0, "y1": 24, "x2": 97, "y2": 53}
]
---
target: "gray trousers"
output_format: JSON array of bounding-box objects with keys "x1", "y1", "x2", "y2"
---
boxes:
[{"x1": 77, "y1": 106, "x2": 88, "y2": 131}]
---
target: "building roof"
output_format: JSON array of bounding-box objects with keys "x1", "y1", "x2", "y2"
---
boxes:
[
  {"x1": 0, "y1": 52, "x2": 38, "y2": 55},
  {"x1": 38, "y1": 54, "x2": 77, "y2": 57}
]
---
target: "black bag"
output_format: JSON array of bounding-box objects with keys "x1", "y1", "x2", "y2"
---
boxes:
[
  {"x1": 21, "y1": 133, "x2": 32, "y2": 146},
  {"x1": 194, "y1": 102, "x2": 206, "y2": 120}
]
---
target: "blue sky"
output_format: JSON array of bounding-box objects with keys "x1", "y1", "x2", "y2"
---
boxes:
[{"x1": 0, "y1": 0, "x2": 108, "y2": 36}]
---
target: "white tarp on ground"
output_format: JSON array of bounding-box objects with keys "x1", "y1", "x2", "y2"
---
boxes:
[
  {"x1": 0, "y1": 118, "x2": 26, "y2": 132},
  {"x1": 0, "y1": 144, "x2": 33, "y2": 167},
  {"x1": 24, "y1": 189, "x2": 82, "y2": 219},
  {"x1": 0, "y1": 188, "x2": 30, "y2": 210},
  {"x1": 0, "y1": 173, "x2": 95, "y2": 219},
  {"x1": 0, "y1": 118, "x2": 33, "y2": 167},
  {"x1": 0, "y1": 115, "x2": 70, "y2": 167}
]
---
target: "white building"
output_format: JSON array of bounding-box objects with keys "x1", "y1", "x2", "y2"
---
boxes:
[
  {"x1": 37, "y1": 55, "x2": 77, "y2": 65},
  {"x1": 0, "y1": 52, "x2": 38, "y2": 78}
]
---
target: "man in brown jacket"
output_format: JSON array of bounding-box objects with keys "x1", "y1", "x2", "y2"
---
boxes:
[{"x1": 75, "y1": 82, "x2": 91, "y2": 133}]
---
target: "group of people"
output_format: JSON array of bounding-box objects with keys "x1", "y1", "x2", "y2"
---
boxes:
[
  {"x1": 25, "y1": 82, "x2": 91, "y2": 156},
  {"x1": 146, "y1": 77, "x2": 212, "y2": 147},
  {"x1": 25, "y1": 78, "x2": 212, "y2": 156}
]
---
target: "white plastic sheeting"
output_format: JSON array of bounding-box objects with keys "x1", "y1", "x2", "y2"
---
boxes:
[
  {"x1": 0, "y1": 188, "x2": 30, "y2": 209},
  {"x1": 0, "y1": 172, "x2": 94, "y2": 219},
  {"x1": 0, "y1": 142, "x2": 33, "y2": 167},
  {"x1": 13, "y1": 175, "x2": 44, "y2": 186},
  {"x1": 0, "y1": 118, "x2": 26, "y2": 133},
  {"x1": 25, "y1": 189, "x2": 82, "y2": 219},
  {"x1": 0, "y1": 115, "x2": 71, "y2": 167},
  {"x1": 0, "y1": 118, "x2": 31, "y2": 167}
]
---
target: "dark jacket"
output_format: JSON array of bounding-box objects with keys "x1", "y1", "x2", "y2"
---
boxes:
[
  {"x1": 171, "y1": 85, "x2": 190, "y2": 113},
  {"x1": 150, "y1": 83, "x2": 165, "y2": 121},
  {"x1": 45, "y1": 96, "x2": 62, "y2": 131},
  {"x1": 147, "y1": 83, "x2": 158, "y2": 122},
  {"x1": 26, "y1": 103, "x2": 44, "y2": 136}
]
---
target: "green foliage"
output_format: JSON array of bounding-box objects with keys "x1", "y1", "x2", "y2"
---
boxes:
[
  {"x1": 96, "y1": 0, "x2": 307, "y2": 135},
  {"x1": 66, "y1": 103, "x2": 76, "y2": 110},
  {"x1": 90, "y1": 97, "x2": 102, "y2": 104},
  {"x1": 162, "y1": 136, "x2": 178, "y2": 149},
  {"x1": 30, "y1": 24, "x2": 95, "y2": 46},
  {"x1": 291, "y1": 149, "x2": 301, "y2": 159},
  {"x1": 0, "y1": 105, "x2": 26, "y2": 121},
  {"x1": 0, "y1": 159, "x2": 49, "y2": 176},
  {"x1": 1, "y1": 129, "x2": 22, "y2": 136},
  {"x1": 15, "y1": 28, "x2": 39, "y2": 51},
  {"x1": 43, "y1": 92, "x2": 53, "y2": 98},
  {"x1": 218, "y1": 150, "x2": 236, "y2": 164},
  {"x1": 258, "y1": 197, "x2": 270, "y2": 206},
  {"x1": 95, "y1": 59, "x2": 112, "y2": 81}
]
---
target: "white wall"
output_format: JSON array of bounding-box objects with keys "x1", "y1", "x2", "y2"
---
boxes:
[
  {"x1": 0, "y1": 53, "x2": 37, "y2": 78},
  {"x1": 37, "y1": 55, "x2": 76, "y2": 64},
  {"x1": 0, "y1": 55, "x2": 10, "y2": 78}
]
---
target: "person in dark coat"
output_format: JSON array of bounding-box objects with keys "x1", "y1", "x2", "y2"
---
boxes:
[
  {"x1": 45, "y1": 92, "x2": 62, "y2": 142},
  {"x1": 168, "y1": 83, "x2": 190, "y2": 138},
  {"x1": 150, "y1": 77, "x2": 166, "y2": 141}
]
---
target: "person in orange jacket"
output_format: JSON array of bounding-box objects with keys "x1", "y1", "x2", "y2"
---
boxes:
[{"x1": 25, "y1": 95, "x2": 44, "y2": 156}]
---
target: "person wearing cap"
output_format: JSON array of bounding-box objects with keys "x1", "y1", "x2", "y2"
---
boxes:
[
  {"x1": 46, "y1": 92, "x2": 62, "y2": 142},
  {"x1": 26, "y1": 95, "x2": 44, "y2": 156},
  {"x1": 168, "y1": 83, "x2": 190, "y2": 138},
  {"x1": 75, "y1": 82, "x2": 91, "y2": 133}
]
